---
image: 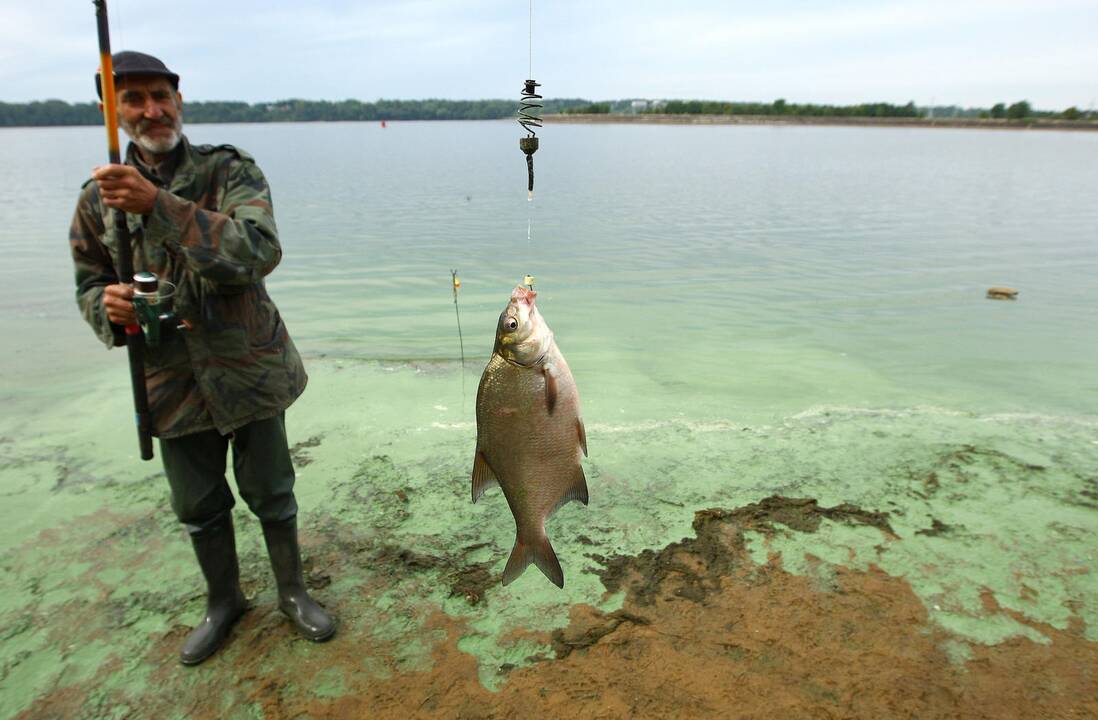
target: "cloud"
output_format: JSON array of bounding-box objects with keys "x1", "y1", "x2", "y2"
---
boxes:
[{"x1": 1, "y1": 0, "x2": 1095, "y2": 107}]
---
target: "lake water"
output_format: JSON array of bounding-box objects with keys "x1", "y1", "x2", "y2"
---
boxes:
[
  {"x1": 3, "y1": 121, "x2": 1097, "y2": 420},
  {"x1": 1, "y1": 121, "x2": 1096, "y2": 708}
]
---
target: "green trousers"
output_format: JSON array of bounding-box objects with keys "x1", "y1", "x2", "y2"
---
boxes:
[{"x1": 159, "y1": 413, "x2": 298, "y2": 536}]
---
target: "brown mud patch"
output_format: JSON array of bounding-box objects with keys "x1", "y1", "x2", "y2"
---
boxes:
[
  {"x1": 289, "y1": 435, "x2": 323, "y2": 467},
  {"x1": 18, "y1": 496, "x2": 1097, "y2": 719},
  {"x1": 372, "y1": 543, "x2": 498, "y2": 606},
  {"x1": 589, "y1": 496, "x2": 896, "y2": 605}
]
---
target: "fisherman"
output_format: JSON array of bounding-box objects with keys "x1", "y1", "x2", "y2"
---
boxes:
[{"x1": 68, "y1": 51, "x2": 335, "y2": 665}]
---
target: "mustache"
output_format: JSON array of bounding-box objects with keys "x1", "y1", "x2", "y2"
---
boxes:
[{"x1": 136, "y1": 116, "x2": 178, "y2": 134}]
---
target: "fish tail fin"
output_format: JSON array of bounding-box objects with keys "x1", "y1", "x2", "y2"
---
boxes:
[{"x1": 503, "y1": 532, "x2": 564, "y2": 588}]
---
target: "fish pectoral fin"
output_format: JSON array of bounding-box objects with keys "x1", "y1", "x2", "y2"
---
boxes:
[
  {"x1": 503, "y1": 533, "x2": 564, "y2": 589},
  {"x1": 554, "y1": 466, "x2": 590, "y2": 512},
  {"x1": 577, "y1": 418, "x2": 588, "y2": 457},
  {"x1": 541, "y1": 365, "x2": 558, "y2": 414},
  {"x1": 471, "y1": 452, "x2": 500, "y2": 503}
]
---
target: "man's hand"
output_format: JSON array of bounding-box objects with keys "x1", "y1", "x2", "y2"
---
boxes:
[
  {"x1": 93, "y1": 164, "x2": 159, "y2": 215},
  {"x1": 103, "y1": 283, "x2": 138, "y2": 326}
]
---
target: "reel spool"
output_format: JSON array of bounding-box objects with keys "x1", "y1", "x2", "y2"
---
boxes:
[{"x1": 131, "y1": 271, "x2": 177, "y2": 347}]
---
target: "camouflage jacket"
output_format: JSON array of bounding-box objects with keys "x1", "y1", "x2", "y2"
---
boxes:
[{"x1": 69, "y1": 136, "x2": 307, "y2": 439}]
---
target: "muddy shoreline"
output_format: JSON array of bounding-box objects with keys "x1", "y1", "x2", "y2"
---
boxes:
[
  {"x1": 18, "y1": 495, "x2": 1097, "y2": 719},
  {"x1": 4, "y1": 373, "x2": 1096, "y2": 719}
]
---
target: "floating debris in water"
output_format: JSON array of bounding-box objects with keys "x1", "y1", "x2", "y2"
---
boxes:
[{"x1": 986, "y1": 286, "x2": 1019, "y2": 300}]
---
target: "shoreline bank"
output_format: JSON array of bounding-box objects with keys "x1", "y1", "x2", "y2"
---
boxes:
[
  {"x1": 5, "y1": 114, "x2": 1097, "y2": 131},
  {"x1": 546, "y1": 113, "x2": 1098, "y2": 131}
]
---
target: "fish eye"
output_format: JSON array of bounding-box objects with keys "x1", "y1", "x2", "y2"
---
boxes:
[{"x1": 506, "y1": 319, "x2": 518, "y2": 331}]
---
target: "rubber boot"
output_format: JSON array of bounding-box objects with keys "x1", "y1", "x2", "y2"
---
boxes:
[
  {"x1": 180, "y1": 516, "x2": 247, "y2": 665},
  {"x1": 261, "y1": 517, "x2": 335, "y2": 641}
]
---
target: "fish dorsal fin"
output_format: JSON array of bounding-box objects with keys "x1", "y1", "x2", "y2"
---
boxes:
[
  {"x1": 471, "y1": 452, "x2": 500, "y2": 503},
  {"x1": 577, "y1": 418, "x2": 588, "y2": 457},
  {"x1": 542, "y1": 364, "x2": 558, "y2": 414},
  {"x1": 503, "y1": 533, "x2": 564, "y2": 588}
]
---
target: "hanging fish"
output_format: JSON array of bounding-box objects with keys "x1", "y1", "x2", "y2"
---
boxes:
[{"x1": 472, "y1": 286, "x2": 588, "y2": 588}]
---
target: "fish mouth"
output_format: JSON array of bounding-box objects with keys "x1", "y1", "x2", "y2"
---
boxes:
[{"x1": 510, "y1": 285, "x2": 537, "y2": 304}]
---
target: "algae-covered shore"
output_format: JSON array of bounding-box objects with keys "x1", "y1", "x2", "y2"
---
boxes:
[{"x1": 2, "y1": 357, "x2": 1096, "y2": 719}]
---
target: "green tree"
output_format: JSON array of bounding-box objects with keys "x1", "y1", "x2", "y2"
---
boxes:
[
  {"x1": 1062, "y1": 106, "x2": 1081, "y2": 120},
  {"x1": 990, "y1": 103, "x2": 1006, "y2": 119},
  {"x1": 1006, "y1": 101, "x2": 1031, "y2": 120},
  {"x1": 569, "y1": 102, "x2": 610, "y2": 114}
]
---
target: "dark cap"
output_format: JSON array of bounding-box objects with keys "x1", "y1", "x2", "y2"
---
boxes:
[{"x1": 95, "y1": 51, "x2": 179, "y2": 99}]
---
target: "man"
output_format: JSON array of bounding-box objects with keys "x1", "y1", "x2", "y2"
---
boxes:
[{"x1": 69, "y1": 51, "x2": 335, "y2": 665}]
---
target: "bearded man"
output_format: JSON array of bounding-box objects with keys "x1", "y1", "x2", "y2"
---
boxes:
[{"x1": 68, "y1": 51, "x2": 335, "y2": 665}]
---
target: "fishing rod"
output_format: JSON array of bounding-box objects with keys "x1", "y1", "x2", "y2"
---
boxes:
[{"x1": 94, "y1": 0, "x2": 154, "y2": 461}]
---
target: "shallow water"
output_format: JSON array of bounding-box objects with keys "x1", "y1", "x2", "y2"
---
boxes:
[{"x1": 0, "y1": 121, "x2": 1096, "y2": 712}]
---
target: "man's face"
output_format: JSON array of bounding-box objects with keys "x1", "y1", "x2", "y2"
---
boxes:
[{"x1": 112, "y1": 75, "x2": 184, "y2": 156}]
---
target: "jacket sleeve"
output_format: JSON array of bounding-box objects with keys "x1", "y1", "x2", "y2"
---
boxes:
[
  {"x1": 70, "y1": 184, "x2": 125, "y2": 349},
  {"x1": 142, "y1": 156, "x2": 281, "y2": 287}
]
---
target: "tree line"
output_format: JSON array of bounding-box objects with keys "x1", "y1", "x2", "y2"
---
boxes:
[
  {"x1": 651, "y1": 99, "x2": 922, "y2": 117},
  {"x1": 639, "y1": 99, "x2": 1088, "y2": 120},
  {"x1": 0, "y1": 98, "x2": 593, "y2": 126},
  {"x1": 0, "y1": 97, "x2": 1090, "y2": 127}
]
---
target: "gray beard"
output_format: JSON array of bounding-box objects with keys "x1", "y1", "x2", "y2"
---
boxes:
[{"x1": 121, "y1": 115, "x2": 183, "y2": 155}]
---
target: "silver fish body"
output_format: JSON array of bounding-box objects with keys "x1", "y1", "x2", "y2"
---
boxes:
[{"x1": 472, "y1": 286, "x2": 588, "y2": 588}]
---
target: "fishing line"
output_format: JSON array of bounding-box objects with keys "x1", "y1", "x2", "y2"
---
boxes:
[
  {"x1": 451, "y1": 270, "x2": 465, "y2": 409},
  {"x1": 518, "y1": 0, "x2": 541, "y2": 203},
  {"x1": 449, "y1": 3, "x2": 540, "y2": 410},
  {"x1": 518, "y1": 0, "x2": 540, "y2": 292}
]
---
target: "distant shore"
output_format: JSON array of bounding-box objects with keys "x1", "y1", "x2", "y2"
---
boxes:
[
  {"x1": 547, "y1": 113, "x2": 1098, "y2": 131},
  {"x1": 4, "y1": 113, "x2": 1095, "y2": 131}
]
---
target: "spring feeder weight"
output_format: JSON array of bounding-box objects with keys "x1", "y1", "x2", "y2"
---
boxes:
[{"x1": 518, "y1": 79, "x2": 541, "y2": 200}]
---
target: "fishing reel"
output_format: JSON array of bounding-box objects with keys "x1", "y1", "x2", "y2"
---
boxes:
[
  {"x1": 518, "y1": 79, "x2": 542, "y2": 198},
  {"x1": 131, "y1": 271, "x2": 178, "y2": 347}
]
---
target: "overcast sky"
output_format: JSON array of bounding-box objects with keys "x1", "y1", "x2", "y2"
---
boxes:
[{"x1": 2, "y1": 0, "x2": 1095, "y2": 109}]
